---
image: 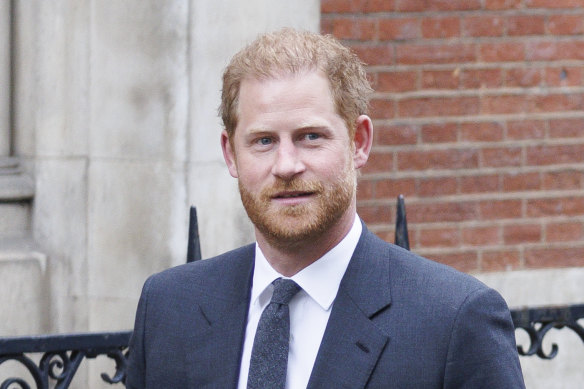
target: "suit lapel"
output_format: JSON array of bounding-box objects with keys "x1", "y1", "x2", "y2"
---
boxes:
[
  {"x1": 308, "y1": 227, "x2": 392, "y2": 389},
  {"x1": 185, "y1": 245, "x2": 255, "y2": 387}
]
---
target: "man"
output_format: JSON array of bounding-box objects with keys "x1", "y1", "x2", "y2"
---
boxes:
[{"x1": 126, "y1": 28, "x2": 525, "y2": 388}]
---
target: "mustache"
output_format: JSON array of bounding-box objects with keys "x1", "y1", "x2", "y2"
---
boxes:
[{"x1": 260, "y1": 179, "x2": 324, "y2": 198}]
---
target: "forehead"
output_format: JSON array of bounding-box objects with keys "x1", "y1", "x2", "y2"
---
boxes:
[{"x1": 235, "y1": 70, "x2": 339, "y2": 130}]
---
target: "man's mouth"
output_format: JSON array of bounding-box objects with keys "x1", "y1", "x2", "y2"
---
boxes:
[{"x1": 273, "y1": 191, "x2": 314, "y2": 199}]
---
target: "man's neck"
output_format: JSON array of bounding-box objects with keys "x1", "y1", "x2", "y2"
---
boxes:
[{"x1": 255, "y1": 212, "x2": 356, "y2": 277}]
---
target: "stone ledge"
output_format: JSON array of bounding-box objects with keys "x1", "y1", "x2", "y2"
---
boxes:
[
  {"x1": 0, "y1": 249, "x2": 47, "y2": 272},
  {"x1": 0, "y1": 174, "x2": 34, "y2": 201},
  {"x1": 0, "y1": 157, "x2": 34, "y2": 201},
  {"x1": 0, "y1": 237, "x2": 47, "y2": 268}
]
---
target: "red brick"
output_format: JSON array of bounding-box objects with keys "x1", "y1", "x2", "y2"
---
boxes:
[
  {"x1": 485, "y1": 0, "x2": 522, "y2": 10},
  {"x1": 529, "y1": 92, "x2": 584, "y2": 113},
  {"x1": 480, "y1": 199, "x2": 523, "y2": 220},
  {"x1": 526, "y1": 41, "x2": 584, "y2": 61},
  {"x1": 397, "y1": 149, "x2": 479, "y2": 171},
  {"x1": 526, "y1": 144, "x2": 584, "y2": 166},
  {"x1": 422, "y1": 17, "x2": 461, "y2": 39},
  {"x1": 462, "y1": 226, "x2": 501, "y2": 246},
  {"x1": 507, "y1": 120, "x2": 546, "y2": 140},
  {"x1": 378, "y1": 18, "x2": 419, "y2": 41},
  {"x1": 357, "y1": 179, "x2": 375, "y2": 201},
  {"x1": 327, "y1": 17, "x2": 377, "y2": 40},
  {"x1": 549, "y1": 118, "x2": 584, "y2": 138},
  {"x1": 481, "y1": 147, "x2": 522, "y2": 168},
  {"x1": 505, "y1": 68, "x2": 542, "y2": 87},
  {"x1": 545, "y1": 221, "x2": 584, "y2": 242},
  {"x1": 481, "y1": 94, "x2": 527, "y2": 115},
  {"x1": 376, "y1": 71, "x2": 417, "y2": 92},
  {"x1": 460, "y1": 174, "x2": 500, "y2": 193},
  {"x1": 396, "y1": 0, "x2": 481, "y2": 12},
  {"x1": 374, "y1": 229, "x2": 396, "y2": 244},
  {"x1": 394, "y1": 0, "x2": 425, "y2": 12},
  {"x1": 525, "y1": 0, "x2": 583, "y2": 9},
  {"x1": 349, "y1": 44, "x2": 394, "y2": 66},
  {"x1": 408, "y1": 201, "x2": 480, "y2": 223},
  {"x1": 525, "y1": 247, "x2": 584, "y2": 269},
  {"x1": 375, "y1": 124, "x2": 418, "y2": 146},
  {"x1": 357, "y1": 204, "x2": 392, "y2": 225},
  {"x1": 503, "y1": 172, "x2": 541, "y2": 192},
  {"x1": 545, "y1": 66, "x2": 583, "y2": 87},
  {"x1": 421, "y1": 123, "x2": 458, "y2": 144},
  {"x1": 321, "y1": 0, "x2": 370, "y2": 13},
  {"x1": 480, "y1": 42, "x2": 525, "y2": 62},
  {"x1": 460, "y1": 68, "x2": 504, "y2": 89},
  {"x1": 418, "y1": 177, "x2": 458, "y2": 197},
  {"x1": 369, "y1": 98, "x2": 394, "y2": 119},
  {"x1": 321, "y1": 19, "x2": 334, "y2": 35},
  {"x1": 362, "y1": 0, "x2": 396, "y2": 12},
  {"x1": 398, "y1": 96, "x2": 479, "y2": 117},
  {"x1": 504, "y1": 224, "x2": 542, "y2": 244},
  {"x1": 429, "y1": 251, "x2": 479, "y2": 273},
  {"x1": 524, "y1": 41, "x2": 557, "y2": 61},
  {"x1": 376, "y1": 178, "x2": 417, "y2": 198},
  {"x1": 482, "y1": 250, "x2": 521, "y2": 272},
  {"x1": 527, "y1": 197, "x2": 584, "y2": 217},
  {"x1": 421, "y1": 70, "x2": 460, "y2": 90},
  {"x1": 462, "y1": 16, "x2": 504, "y2": 37},
  {"x1": 419, "y1": 227, "x2": 460, "y2": 247},
  {"x1": 460, "y1": 121, "x2": 504, "y2": 142},
  {"x1": 396, "y1": 43, "x2": 476, "y2": 65},
  {"x1": 506, "y1": 15, "x2": 546, "y2": 36},
  {"x1": 542, "y1": 170, "x2": 583, "y2": 190},
  {"x1": 547, "y1": 14, "x2": 584, "y2": 35},
  {"x1": 361, "y1": 151, "x2": 394, "y2": 174}
]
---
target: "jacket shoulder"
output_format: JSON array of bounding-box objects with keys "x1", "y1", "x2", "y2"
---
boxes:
[
  {"x1": 363, "y1": 230, "x2": 494, "y2": 305},
  {"x1": 144, "y1": 243, "x2": 255, "y2": 297}
]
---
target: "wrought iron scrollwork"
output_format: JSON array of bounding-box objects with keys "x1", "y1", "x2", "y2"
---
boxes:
[
  {"x1": 511, "y1": 304, "x2": 584, "y2": 359},
  {"x1": 98, "y1": 349, "x2": 128, "y2": 385},
  {"x1": 0, "y1": 332, "x2": 131, "y2": 389},
  {"x1": 0, "y1": 354, "x2": 46, "y2": 389}
]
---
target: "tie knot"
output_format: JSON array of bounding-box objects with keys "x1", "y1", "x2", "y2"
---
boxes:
[{"x1": 270, "y1": 278, "x2": 301, "y2": 305}]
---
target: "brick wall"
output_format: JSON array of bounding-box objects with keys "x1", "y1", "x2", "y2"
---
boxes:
[{"x1": 322, "y1": 0, "x2": 584, "y2": 273}]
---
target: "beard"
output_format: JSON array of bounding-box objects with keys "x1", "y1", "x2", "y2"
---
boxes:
[{"x1": 239, "y1": 164, "x2": 356, "y2": 250}]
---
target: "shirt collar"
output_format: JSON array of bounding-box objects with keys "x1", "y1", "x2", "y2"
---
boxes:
[{"x1": 251, "y1": 216, "x2": 362, "y2": 311}]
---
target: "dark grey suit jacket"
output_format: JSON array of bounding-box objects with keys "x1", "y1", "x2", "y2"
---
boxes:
[{"x1": 126, "y1": 225, "x2": 525, "y2": 388}]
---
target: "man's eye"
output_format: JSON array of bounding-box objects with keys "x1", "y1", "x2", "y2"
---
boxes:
[
  {"x1": 305, "y1": 133, "x2": 320, "y2": 140},
  {"x1": 258, "y1": 137, "x2": 272, "y2": 145}
]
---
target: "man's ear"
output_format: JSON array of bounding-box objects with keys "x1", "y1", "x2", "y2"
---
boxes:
[
  {"x1": 221, "y1": 130, "x2": 239, "y2": 178},
  {"x1": 353, "y1": 115, "x2": 373, "y2": 169}
]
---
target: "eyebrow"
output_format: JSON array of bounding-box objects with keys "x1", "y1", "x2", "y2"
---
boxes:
[{"x1": 246, "y1": 124, "x2": 331, "y2": 135}]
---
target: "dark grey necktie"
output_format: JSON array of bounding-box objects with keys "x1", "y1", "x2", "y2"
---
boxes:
[{"x1": 247, "y1": 278, "x2": 301, "y2": 389}]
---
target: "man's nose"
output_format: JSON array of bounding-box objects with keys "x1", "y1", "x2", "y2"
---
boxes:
[{"x1": 271, "y1": 140, "x2": 305, "y2": 180}]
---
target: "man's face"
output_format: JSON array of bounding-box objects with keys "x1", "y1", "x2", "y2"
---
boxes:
[{"x1": 222, "y1": 70, "x2": 362, "y2": 248}]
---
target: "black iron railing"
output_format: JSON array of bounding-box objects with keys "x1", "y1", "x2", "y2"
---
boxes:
[
  {"x1": 0, "y1": 331, "x2": 131, "y2": 388},
  {"x1": 1, "y1": 202, "x2": 583, "y2": 388},
  {"x1": 511, "y1": 304, "x2": 584, "y2": 359}
]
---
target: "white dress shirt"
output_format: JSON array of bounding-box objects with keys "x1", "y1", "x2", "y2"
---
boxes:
[{"x1": 237, "y1": 216, "x2": 362, "y2": 389}]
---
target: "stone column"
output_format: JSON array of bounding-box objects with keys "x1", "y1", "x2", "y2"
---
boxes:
[{"x1": 0, "y1": 1, "x2": 10, "y2": 156}]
